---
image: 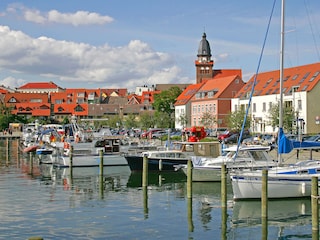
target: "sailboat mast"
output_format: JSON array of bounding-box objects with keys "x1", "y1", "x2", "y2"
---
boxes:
[
  {"x1": 279, "y1": 0, "x2": 285, "y2": 129},
  {"x1": 278, "y1": 0, "x2": 285, "y2": 163}
]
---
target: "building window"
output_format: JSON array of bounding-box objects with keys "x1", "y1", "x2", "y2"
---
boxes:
[
  {"x1": 297, "y1": 100, "x2": 302, "y2": 110},
  {"x1": 253, "y1": 103, "x2": 256, "y2": 112},
  {"x1": 309, "y1": 71, "x2": 320, "y2": 82},
  {"x1": 299, "y1": 72, "x2": 310, "y2": 83},
  {"x1": 262, "y1": 102, "x2": 266, "y2": 112},
  {"x1": 213, "y1": 104, "x2": 216, "y2": 113}
]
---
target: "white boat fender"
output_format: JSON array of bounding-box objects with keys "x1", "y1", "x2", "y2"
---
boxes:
[{"x1": 301, "y1": 182, "x2": 306, "y2": 195}]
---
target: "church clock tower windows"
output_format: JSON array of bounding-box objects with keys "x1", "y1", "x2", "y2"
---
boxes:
[{"x1": 195, "y1": 32, "x2": 214, "y2": 83}]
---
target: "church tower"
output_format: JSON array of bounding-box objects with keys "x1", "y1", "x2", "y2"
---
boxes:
[{"x1": 195, "y1": 32, "x2": 214, "y2": 83}]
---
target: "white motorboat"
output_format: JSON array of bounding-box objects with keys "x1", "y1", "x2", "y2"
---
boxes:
[
  {"x1": 177, "y1": 145, "x2": 278, "y2": 182},
  {"x1": 53, "y1": 138, "x2": 128, "y2": 167},
  {"x1": 125, "y1": 141, "x2": 221, "y2": 171}
]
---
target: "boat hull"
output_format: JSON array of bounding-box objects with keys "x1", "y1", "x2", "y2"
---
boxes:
[
  {"x1": 231, "y1": 173, "x2": 316, "y2": 199},
  {"x1": 54, "y1": 153, "x2": 128, "y2": 167},
  {"x1": 125, "y1": 155, "x2": 188, "y2": 171}
]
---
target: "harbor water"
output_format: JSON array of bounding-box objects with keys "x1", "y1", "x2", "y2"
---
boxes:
[{"x1": 0, "y1": 141, "x2": 315, "y2": 239}]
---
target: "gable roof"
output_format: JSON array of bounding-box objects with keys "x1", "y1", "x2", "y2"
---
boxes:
[
  {"x1": 175, "y1": 81, "x2": 207, "y2": 106},
  {"x1": 212, "y1": 69, "x2": 242, "y2": 79},
  {"x1": 5, "y1": 92, "x2": 49, "y2": 104},
  {"x1": 13, "y1": 103, "x2": 51, "y2": 116},
  {"x1": 18, "y1": 81, "x2": 62, "y2": 90},
  {"x1": 236, "y1": 62, "x2": 320, "y2": 98},
  {"x1": 197, "y1": 75, "x2": 241, "y2": 99}
]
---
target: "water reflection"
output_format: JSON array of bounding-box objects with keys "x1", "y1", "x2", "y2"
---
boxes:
[
  {"x1": 0, "y1": 139, "x2": 317, "y2": 239},
  {"x1": 231, "y1": 199, "x2": 312, "y2": 239},
  {"x1": 232, "y1": 199, "x2": 311, "y2": 227},
  {"x1": 40, "y1": 164, "x2": 131, "y2": 192}
]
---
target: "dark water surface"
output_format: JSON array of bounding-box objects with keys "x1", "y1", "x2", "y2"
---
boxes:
[{"x1": 0, "y1": 146, "x2": 315, "y2": 239}]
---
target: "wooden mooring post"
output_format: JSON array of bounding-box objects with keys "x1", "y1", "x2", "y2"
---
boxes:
[
  {"x1": 69, "y1": 145, "x2": 73, "y2": 174},
  {"x1": 68, "y1": 146, "x2": 73, "y2": 186},
  {"x1": 187, "y1": 159, "x2": 192, "y2": 199},
  {"x1": 29, "y1": 151, "x2": 34, "y2": 175},
  {"x1": 261, "y1": 169, "x2": 268, "y2": 240},
  {"x1": 142, "y1": 155, "x2": 148, "y2": 187},
  {"x1": 6, "y1": 137, "x2": 9, "y2": 165},
  {"x1": 16, "y1": 138, "x2": 20, "y2": 165},
  {"x1": 311, "y1": 176, "x2": 319, "y2": 239},
  {"x1": 221, "y1": 164, "x2": 227, "y2": 240},
  {"x1": 142, "y1": 154, "x2": 149, "y2": 217},
  {"x1": 99, "y1": 149, "x2": 104, "y2": 197}
]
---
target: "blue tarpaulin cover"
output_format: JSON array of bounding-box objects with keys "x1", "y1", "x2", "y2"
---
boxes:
[{"x1": 278, "y1": 127, "x2": 320, "y2": 154}]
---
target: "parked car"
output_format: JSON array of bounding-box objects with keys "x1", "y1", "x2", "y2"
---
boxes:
[
  {"x1": 218, "y1": 130, "x2": 235, "y2": 142},
  {"x1": 303, "y1": 134, "x2": 320, "y2": 142},
  {"x1": 242, "y1": 133, "x2": 276, "y2": 146},
  {"x1": 223, "y1": 131, "x2": 251, "y2": 144},
  {"x1": 140, "y1": 128, "x2": 162, "y2": 138},
  {"x1": 151, "y1": 131, "x2": 168, "y2": 139},
  {"x1": 209, "y1": 127, "x2": 228, "y2": 137}
]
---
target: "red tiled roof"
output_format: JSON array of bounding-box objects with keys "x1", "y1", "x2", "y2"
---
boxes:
[
  {"x1": 13, "y1": 103, "x2": 51, "y2": 116},
  {"x1": 53, "y1": 103, "x2": 88, "y2": 116},
  {"x1": 212, "y1": 69, "x2": 242, "y2": 79},
  {"x1": 236, "y1": 62, "x2": 320, "y2": 98},
  {"x1": 5, "y1": 92, "x2": 49, "y2": 104},
  {"x1": 197, "y1": 75, "x2": 241, "y2": 99},
  {"x1": 0, "y1": 89, "x2": 7, "y2": 94},
  {"x1": 175, "y1": 81, "x2": 207, "y2": 106},
  {"x1": 18, "y1": 81, "x2": 61, "y2": 89}
]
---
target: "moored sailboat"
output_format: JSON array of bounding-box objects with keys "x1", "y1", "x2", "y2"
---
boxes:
[{"x1": 230, "y1": 0, "x2": 320, "y2": 200}]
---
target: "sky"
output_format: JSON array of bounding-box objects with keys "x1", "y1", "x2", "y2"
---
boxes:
[{"x1": 0, "y1": 0, "x2": 319, "y2": 92}]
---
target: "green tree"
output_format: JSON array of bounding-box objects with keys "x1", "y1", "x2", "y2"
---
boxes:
[
  {"x1": 108, "y1": 115, "x2": 121, "y2": 128},
  {"x1": 268, "y1": 103, "x2": 294, "y2": 133},
  {"x1": 177, "y1": 113, "x2": 188, "y2": 129},
  {"x1": 139, "y1": 111, "x2": 155, "y2": 129},
  {"x1": 124, "y1": 114, "x2": 138, "y2": 129},
  {"x1": 200, "y1": 111, "x2": 216, "y2": 129},
  {"x1": 154, "y1": 111, "x2": 171, "y2": 128},
  {"x1": 0, "y1": 104, "x2": 26, "y2": 130},
  {"x1": 226, "y1": 109, "x2": 251, "y2": 132},
  {"x1": 153, "y1": 86, "x2": 182, "y2": 128}
]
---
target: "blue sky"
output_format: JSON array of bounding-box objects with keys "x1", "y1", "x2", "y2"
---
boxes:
[{"x1": 0, "y1": 0, "x2": 319, "y2": 92}]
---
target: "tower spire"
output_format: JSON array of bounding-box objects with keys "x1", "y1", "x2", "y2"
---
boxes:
[{"x1": 195, "y1": 32, "x2": 214, "y2": 83}]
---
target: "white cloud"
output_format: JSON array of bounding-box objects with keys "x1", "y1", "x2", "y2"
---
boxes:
[
  {"x1": 47, "y1": 10, "x2": 114, "y2": 26},
  {"x1": 0, "y1": 76, "x2": 26, "y2": 89},
  {"x1": 6, "y1": 4, "x2": 114, "y2": 26},
  {"x1": 0, "y1": 26, "x2": 186, "y2": 90}
]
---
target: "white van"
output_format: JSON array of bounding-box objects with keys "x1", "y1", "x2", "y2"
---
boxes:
[{"x1": 211, "y1": 127, "x2": 228, "y2": 137}]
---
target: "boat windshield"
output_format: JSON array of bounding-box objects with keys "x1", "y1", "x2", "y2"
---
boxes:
[{"x1": 249, "y1": 150, "x2": 268, "y2": 161}]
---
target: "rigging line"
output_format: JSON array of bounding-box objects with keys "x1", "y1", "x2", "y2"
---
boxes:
[
  {"x1": 303, "y1": 0, "x2": 320, "y2": 61},
  {"x1": 233, "y1": 0, "x2": 277, "y2": 160}
]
